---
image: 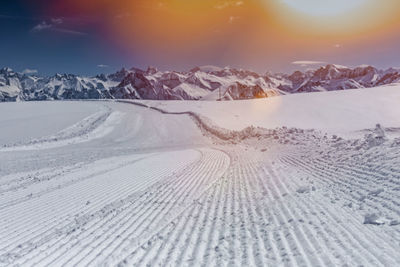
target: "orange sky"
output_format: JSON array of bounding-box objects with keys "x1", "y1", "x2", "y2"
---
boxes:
[{"x1": 44, "y1": 0, "x2": 400, "y2": 71}]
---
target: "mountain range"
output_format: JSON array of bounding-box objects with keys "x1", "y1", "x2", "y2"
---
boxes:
[{"x1": 1, "y1": 64, "x2": 400, "y2": 102}]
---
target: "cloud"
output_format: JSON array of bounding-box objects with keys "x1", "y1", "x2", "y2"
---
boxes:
[
  {"x1": 51, "y1": 18, "x2": 63, "y2": 24},
  {"x1": 31, "y1": 21, "x2": 52, "y2": 32},
  {"x1": 97, "y1": 64, "x2": 109, "y2": 68},
  {"x1": 53, "y1": 28, "x2": 87, "y2": 36},
  {"x1": 22, "y1": 69, "x2": 38, "y2": 74},
  {"x1": 229, "y1": 16, "x2": 240, "y2": 24},
  {"x1": 215, "y1": 1, "x2": 244, "y2": 10},
  {"x1": 292, "y1": 61, "x2": 326, "y2": 67},
  {"x1": 31, "y1": 18, "x2": 87, "y2": 36},
  {"x1": 334, "y1": 44, "x2": 343, "y2": 48},
  {"x1": 235, "y1": 1, "x2": 244, "y2": 7}
]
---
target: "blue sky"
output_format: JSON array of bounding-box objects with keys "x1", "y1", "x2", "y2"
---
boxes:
[{"x1": 0, "y1": 1, "x2": 135, "y2": 75}]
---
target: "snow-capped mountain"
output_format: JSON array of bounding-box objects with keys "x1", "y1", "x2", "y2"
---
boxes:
[
  {"x1": 279, "y1": 64, "x2": 400, "y2": 93},
  {"x1": 0, "y1": 67, "x2": 119, "y2": 102},
  {"x1": 1, "y1": 64, "x2": 400, "y2": 102}
]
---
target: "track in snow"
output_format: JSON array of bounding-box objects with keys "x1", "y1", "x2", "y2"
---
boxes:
[
  {"x1": 118, "y1": 146, "x2": 400, "y2": 266},
  {"x1": 1, "y1": 100, "x2": 400, "y2": 266}
]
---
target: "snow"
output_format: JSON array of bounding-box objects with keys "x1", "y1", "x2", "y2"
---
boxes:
[
  {"x1": 0, "y1": 85, "x2": 19, "y2": 95},
  {"x1": 0, "y1": 101, "x2": 102, "y2": 146},
  {"x1": 141, "y1": 84, "x2": 400, "y2": 136},
  {"x1": 331, "y1": 63, "x2": 349, "y2": 69},
  {"x1": 0, "y1": 109, "x2": 124, "y2": 151},
  {"x1": 172, "y1": 83, "x2": 210, "y2": 99},
  {"x1": 1, "y1": 86, "x2": 400, "y2": 266},
  {"x1": 197, "y1": 65, "x2": 224, "y2": 72}
]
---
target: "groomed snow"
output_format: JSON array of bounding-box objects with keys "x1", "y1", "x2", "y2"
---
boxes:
[{"x1": 1, "y1": 87, "x2": 400, "y2": 266}]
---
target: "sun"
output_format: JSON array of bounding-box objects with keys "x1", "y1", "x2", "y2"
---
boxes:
[{"x1": 281, "y1": 0, "x2": 369, "y2": 17}]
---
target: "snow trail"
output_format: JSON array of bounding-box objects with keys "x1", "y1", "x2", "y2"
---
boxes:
[{"x1": 1, "y1": 100, "x2": 400, "y2": 266}]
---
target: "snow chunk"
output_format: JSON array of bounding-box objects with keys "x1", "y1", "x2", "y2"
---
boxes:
[
  {"x1": 296, "y1": 186, "x2": 310, "y2": 194},
  {"x1": 369, "y1": 188, "x2": 384, "y2": 196},
  {"x1": 363, "y1": 124, "x2": 387, "y2": 148},
  {"x1": 363, "y1": 213, "x2": 385, "y2": 225},
  {"x1": 390, "y1": 220, "x2": 400, "y2": 226}
]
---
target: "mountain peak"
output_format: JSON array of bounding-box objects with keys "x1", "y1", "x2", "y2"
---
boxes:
[
  {"x1": 146, "y1": 66, "x2": 158, "y2": 75},
  {"x1": 196, "y1": 65, "x2": 224, "y2": 73},
  {"x1": 327, "y1": 64, "x2": 348, "y2": 69},
  {"x1": 0, "y1": 67, "x2": 13, "y2": 74},
  {"x1": 130, "y1": 66, "x2": 145, "y2": 73}
]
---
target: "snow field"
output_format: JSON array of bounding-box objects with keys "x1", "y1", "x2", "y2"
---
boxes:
[{"x1": 1, "y1": 91, "x2": 400, "y2": 266}]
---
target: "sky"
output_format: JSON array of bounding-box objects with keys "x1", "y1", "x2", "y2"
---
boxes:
[{"x1": 1, "y1": 0, "x2": 400, "y2": 76}]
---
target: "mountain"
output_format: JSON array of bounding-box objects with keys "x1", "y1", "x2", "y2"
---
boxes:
[
  {"x1": 0, "y1": 67, "x2": 120, "y2": 102},
  {"x1": 1, "y1": 64, "x2": 400, "y2": 102},
  {"x1": 279, "y1": 64, "x2": 400, "y2": 93}
]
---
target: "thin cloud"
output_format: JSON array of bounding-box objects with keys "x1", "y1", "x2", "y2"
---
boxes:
[
  {"x1": 53, "y1": 28, "x2": 87, "y2": 36},
  {"x1": 292, "y1": 61, "x2": 326, "y2": 67},
  {"x1": 22, "y1": 69, "x2": 38, "y2": 74},
  {"x1": 97, "y1": 64, "x2": 109, "y2": 68},
  {"x1": 51, "y1": 18, "x2": 63, "y2": 24},
  {"x1": 0, "y1": 14, "x2": 92, "y2": 24},
  {"x1": 229, "y1": 16, "x2": 240, "y2": 24},
  {"x1": 215, "y1": 1, "x2": 244, "y2": 10},
  {"x1": 31, "y1": 18, "x2": 87, "y2": 36},
  {"x1": 31, "y1": 21, "x2": 52, "y2": 32}
]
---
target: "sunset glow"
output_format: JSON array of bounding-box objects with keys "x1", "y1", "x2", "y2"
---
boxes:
[
  {"x1": 3, "y1": 0, "x2": 400, "y2": 73},
  {"x1": 281, "y1": 0, "x2": 369, "y2": 17},
  {"x1": 100, "y1": 0, "x2": 400, "y2": 55}
]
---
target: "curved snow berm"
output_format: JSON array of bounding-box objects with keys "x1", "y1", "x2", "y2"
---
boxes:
[
  {"x1": 2, "y1": 63, "x2": 400, "y2": 102},
  {"x1": 117, "y1": 99, "x2": 291, "y2": 142}
]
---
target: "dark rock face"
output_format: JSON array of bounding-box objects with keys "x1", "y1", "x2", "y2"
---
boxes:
[{"x1": 225, "y1": 83, "x2": 267, "y2": 100}]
